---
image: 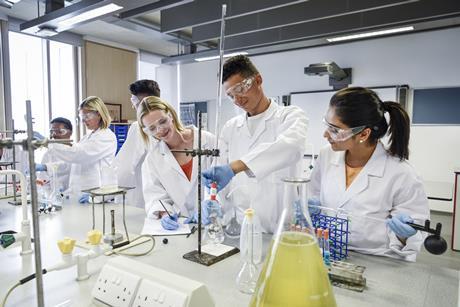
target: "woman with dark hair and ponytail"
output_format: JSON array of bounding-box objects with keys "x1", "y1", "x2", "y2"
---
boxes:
[{"x1": 309, "y1": 87, "x2": 429, "y2": 262}]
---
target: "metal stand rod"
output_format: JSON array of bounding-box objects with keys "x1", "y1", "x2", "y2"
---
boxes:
[
  {"x1": 11, "y1": 120, "x2": 17, "y2": 202},
  {"x1": 92, "y1": 195, "x2": 95, "y2": 230},
  {"x1": 197, "y1": 111, "x2": 202, "y2": 254},
  {"x1": 25, "y1": 100, "x2": 45, "y2": 307},
  {"x1": 102, "y1": 195, "x2": 106, "y2": 234},
  {"x1": 122, "y1": 193, "x2": 129, "y2": 242}
]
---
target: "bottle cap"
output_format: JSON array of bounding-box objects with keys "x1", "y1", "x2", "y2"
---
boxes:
[
  {"x1": 210, "y1": 182, "x2": 217, "y2": 200},
  {"x1": 244, "y1": 208, "x2": 254, "y2": 217},
  {"x1": 323, "y1": 228, "x2": 329, "y2": 239},
  {"x1": 316, "y1": 228, "x2": 323, "y2": 237}
]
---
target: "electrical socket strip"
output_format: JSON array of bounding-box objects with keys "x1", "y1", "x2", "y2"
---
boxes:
[
  {"x1": 92, "y1": 265, "x2": 141, "y2": 307},
  {"x1": 92, "y1": 256, "x2": 215, "y2": 307}
]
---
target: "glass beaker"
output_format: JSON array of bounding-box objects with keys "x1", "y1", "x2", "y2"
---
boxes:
[{"x1": 249, "y1": 178, "x2": 337, "y2": 307}]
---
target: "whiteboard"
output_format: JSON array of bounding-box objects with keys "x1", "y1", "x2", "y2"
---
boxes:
[{"x1": 291, "y1": 88, "x2": 398, "y2": 155}]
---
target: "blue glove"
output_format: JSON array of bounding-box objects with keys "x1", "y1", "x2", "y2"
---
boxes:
[
  {"x1": 33, "y1": 131, "x2": 45, "y2": 140},
  {"x1": 386, "y1": 213, "x2": 417, "y2": 239},
  {"x1": 79, "y1": 193, "x2": 90, "y2": 204},
  {"x1": 202, "y1": 165, "x2": 235, "y2": 192},
  {"x1": 307, "y1": 198, "x2": 321, "y2": 215},
  {"x1": 184, "y1": 200, "x2": 222, "y2": 225},
  {"x1": 294, "y1": 200, "x2": 308, "y2": 226},
  {"x1": 161, "y1": 213, "x2": 179, "y2": 230},
  {"x1": 35, "y1": 164, "x2": 47, "y2": 172}
]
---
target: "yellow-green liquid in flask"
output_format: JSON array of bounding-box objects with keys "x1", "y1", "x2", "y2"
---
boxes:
[{"x1": 250, "y1": 232, "x2": 337, "y2": 307}]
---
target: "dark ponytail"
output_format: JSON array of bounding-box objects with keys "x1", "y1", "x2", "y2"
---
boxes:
[
  {"x1": 330, "y1": 87, "x2": 410, "y2": 160},
  {"x1": 381, "y1": 101, "x2": 410, "y2": 160}
]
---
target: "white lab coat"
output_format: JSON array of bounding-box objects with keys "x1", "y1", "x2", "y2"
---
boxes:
[
  {"x1": 47, "y1": 128, "x2": 117, "y2": 194},
  {"x1": 113, "y1": 122, "x2": 147, "y2": 208},
  {"x1": 38, "y1": 149, "x2": 71, "y2": 192},
  {"x1": 310, "y1": 142, "x2": 430, "y2": 262},
  {"x1": 142, "y1": 126, "x2": 216, "y2": 217},
  {"x1": 219, "y1": 101, "x2": 308, "y2": 233}
]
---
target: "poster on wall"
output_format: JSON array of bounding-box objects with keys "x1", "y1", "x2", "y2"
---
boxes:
[{"x1": 105, "y1": 103, "x2": 122, "y2": 122}]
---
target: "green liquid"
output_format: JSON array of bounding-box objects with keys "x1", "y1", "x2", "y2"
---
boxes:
[{"x1": 250, "y1": 232, "x2": 337, "y2": 307}]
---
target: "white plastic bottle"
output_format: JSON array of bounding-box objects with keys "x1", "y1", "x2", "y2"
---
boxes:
[
  {"x1": 236, "y1": 208, "x2": 262, "y2": 294},
  {"x1": 239, "y1": 208, "x2": 262, "y2": 264}
]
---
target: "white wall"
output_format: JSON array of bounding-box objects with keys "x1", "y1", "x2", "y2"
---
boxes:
[{"x1": 157, "y1": 27, "x2": 460, "y2": 184}]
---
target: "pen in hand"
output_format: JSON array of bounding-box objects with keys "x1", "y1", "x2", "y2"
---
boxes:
[
  {"x1": 159, "y1": 200, "x2": 173, "y2": 219},
  {"x1": 187, "y1": 226, "x2": 197, "y2": 238}
]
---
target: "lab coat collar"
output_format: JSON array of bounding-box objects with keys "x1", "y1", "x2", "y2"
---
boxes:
[
  {"x1": 333, "y1": 142, "x2": 388, "y2": 208},
  {"x1": 156, "y1": 126, "x2": 208, "y2": 181},
  {"x1": 330, "y1": 142, "x2": 387, "y2": 178},
  {"x1": 235, "y1": 98, "x2": 277, "y2": 128}
]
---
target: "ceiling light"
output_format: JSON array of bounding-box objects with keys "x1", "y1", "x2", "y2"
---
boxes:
[
  {"x1": 195, "y1": 52, "x2": 249, "y2": 62},
  {"x1": 35, "y1": 26, "x2": 59, "y2": 37},
  {"x1": 58, "y1": 3, "x2": 123, "y2": 27},
  {"x1": 326, "y1": 26, "x2": 414, "y2": 42}
]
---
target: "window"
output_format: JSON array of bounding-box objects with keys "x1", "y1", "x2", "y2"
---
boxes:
[
  {"x1": 9, "y1": 32, "x2": 48, "y2": 135},
  {"x1": 50, "y1": 40, "x2": 77, "y2": 136},
  {"x1": 9, "y1": 32, "x2": 78, "y2": 141}
]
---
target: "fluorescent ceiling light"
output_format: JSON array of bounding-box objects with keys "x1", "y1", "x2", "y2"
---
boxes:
[
  {"x1": 327, "y1": 26, "x2": 414, "y2": 42},
  {"x1": 58, "y1": 3, "x2": 123, "y2": 27},
  {"x1": 35, "y1": 26, "x2": 59, "y2": 37},
  {"x1": 195, "y1": 52, "x2": 249, "y2": 62}
]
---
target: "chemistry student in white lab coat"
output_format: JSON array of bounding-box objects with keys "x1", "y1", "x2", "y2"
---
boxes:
[
  {"x1": 113, "y1": 79, "x2": 161, "y2": 208},
  {"x1": 46, "y1": 96, "x2": 117, "y2": 203},
  {"x1": 35, "y1": 117, "x2": 73, "y2": 192},
  {"x1": 310, "y1": 87, "x2": 430, "y2": 262},
  {"x1": 139, "y1": 96, "x2": 217, "y2": 230},
  {"x1": 201, "y1": 55, "x2": 309, "y2": 233}
]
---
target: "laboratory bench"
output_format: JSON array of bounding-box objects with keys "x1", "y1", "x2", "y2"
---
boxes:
[{"x1": 0, "y1": 199, "x2": 458, "y2": 307}]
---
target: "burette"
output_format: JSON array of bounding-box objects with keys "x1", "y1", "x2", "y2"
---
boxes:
[{"x1": 308, "y1": 204, "x2": 447, "y2": 255}]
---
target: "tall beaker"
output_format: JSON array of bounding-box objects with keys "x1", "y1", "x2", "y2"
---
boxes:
[{"x1": 249, "y1": 178, "x2": 337, "y2": 307}]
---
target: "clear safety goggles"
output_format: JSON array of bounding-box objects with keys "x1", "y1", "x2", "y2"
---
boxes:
[
  {"x1": 130, "y1": 95, "x2": 140, "y2": 108},
  {"x1": 79, "y1": 111, "x2": 98, "y2": 121},
  {"x1": 225, "y1": 76, "x2": 255, "y2": 99},
  {"x1": 142, "y1": 116, "x2": 172, "y2": 136},
  {"x1": 49, "y1": 128, "x2": 70, "y2": 136},
  {"x1": 323, "y1": 118, "x2": 366, "y2": 142}
]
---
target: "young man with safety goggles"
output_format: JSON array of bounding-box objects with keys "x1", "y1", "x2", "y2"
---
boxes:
[
  {"x1": 196, "y1": 55, "x2": 309, "y2": 233},
  {"x1": 35, "y1": 117, "x2": 73, "y2": 192}
]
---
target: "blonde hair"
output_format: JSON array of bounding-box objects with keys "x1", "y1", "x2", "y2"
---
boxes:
[
  {"x1": 79, "y1": 96, "x2": 112, "y2": 129},
  {"x1": 137, "y1": 96, "x2": 184, "y2": 143}
]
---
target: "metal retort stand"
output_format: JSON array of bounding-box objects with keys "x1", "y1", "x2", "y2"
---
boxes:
[
  {"x1": 0, "y1": 100, "x2": 72, "y2": 307},
  {"x1": 82, "y1": 186, "x2": 135, "y2": 249},
  {"x1": 0, "y1": 119, "x2": 26, "y2": 205}
]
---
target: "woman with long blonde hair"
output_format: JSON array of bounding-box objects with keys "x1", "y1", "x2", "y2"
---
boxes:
[
  {"x1": 139, "y1": 96, "x2": 217, "y2": 230},
  {"x1": 47, "y1": 96, "x2": 117, "y2": 203}
]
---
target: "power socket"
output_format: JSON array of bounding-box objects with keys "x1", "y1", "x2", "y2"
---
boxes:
[
  {"x1": 92, "y1": 265, "x2": 141, "y2": 307},
  {"x1": 132, "y1": 279, "x2": 188, "y2": 307}
]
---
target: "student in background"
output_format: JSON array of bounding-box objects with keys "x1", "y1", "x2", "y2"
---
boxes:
[
  {"x1": 113, "y1": 80, "x2": 161, "y2": 208},
  {"x1": 46, "y1": 97, "x2": 117, "y2": 203}
]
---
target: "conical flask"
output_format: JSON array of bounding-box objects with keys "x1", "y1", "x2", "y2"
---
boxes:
[{"x1": 249, "y1": 178, "x2": 337, "y2": 307}]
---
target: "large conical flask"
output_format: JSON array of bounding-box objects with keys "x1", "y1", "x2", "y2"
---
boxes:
[{"x1": 249, "y1": 178, "x2": 337, "y2": 307}]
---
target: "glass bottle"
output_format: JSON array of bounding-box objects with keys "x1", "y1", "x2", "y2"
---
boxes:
[
  {"x1": 205, "y1": 182, "x2": 225, "y2": 244},
  {"x1": 249, "y1": 177, "x2": 337, "y2": 307},
  {"x1": 236, "y1": 208, "x2": 262, "y2": 294}
]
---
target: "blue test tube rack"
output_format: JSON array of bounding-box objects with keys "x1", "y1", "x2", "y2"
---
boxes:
[{"x1": 311, "y1": 213, "x2": 349, "y2": 261}]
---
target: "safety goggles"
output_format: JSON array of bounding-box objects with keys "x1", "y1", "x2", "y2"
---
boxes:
[
  {"x1": 79, "y1": 111, "x2": 98, "y2": 121},
  {"x1": 142, "y1": 116, "x2": 172, "y2": 136},
  {"x1": 225, "y1": 76, "x2": 255, "y2": 99},
  {"x1": 323, "y1": 118, "x2": 366, "y2": 142},
  {"x1": 49, "y1": 128, "x2": 70, "y2": 136},
  {"x1": 130, "y1": 95, "x2": 140, "y2": 108}
]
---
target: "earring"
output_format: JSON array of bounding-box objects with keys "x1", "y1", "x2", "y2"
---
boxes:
[{"x1": 359, "y1": 140, "x2": 364, "y2": 143}]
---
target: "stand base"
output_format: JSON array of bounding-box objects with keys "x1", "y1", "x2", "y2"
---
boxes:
[
  {"x1": 8, "y1": 199, "x2": 23, "y2": 206},
  {"x1": 103, "y1": 233, "x2": 123, "y2": 245},
  {"x1": 183, "y1": 246, "x2": 239, "y2": 266}
]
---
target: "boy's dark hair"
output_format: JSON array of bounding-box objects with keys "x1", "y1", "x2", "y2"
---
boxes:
[
  {"x1": 222, "y1": 55, "x2": 259, "y2": 83},
  {"x1": 50, "y1": 117, "x2": 73, "y2": 131},
  {"x1": 129, "y1": 79, "x2": 161, "y2": 97}
]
